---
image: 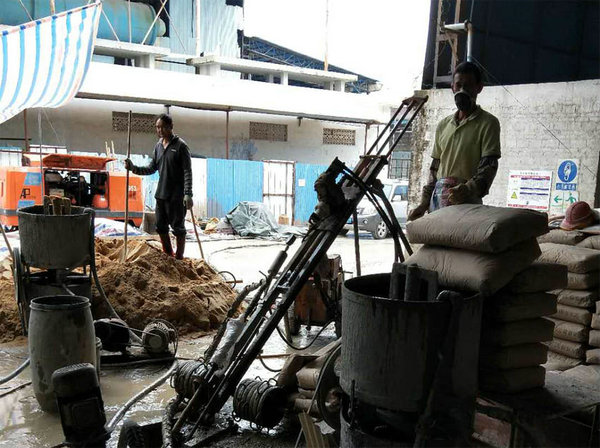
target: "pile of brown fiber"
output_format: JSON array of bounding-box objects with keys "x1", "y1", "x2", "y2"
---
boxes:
[{"x1": 93, "y1": 237, "x2": 236, "y2": 335}]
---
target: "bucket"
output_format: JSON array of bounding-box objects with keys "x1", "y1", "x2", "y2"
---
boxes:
[
  {"x1": 341, "y1": 273, "x2": 482, "y2": 414},
  {"x1": 28, "y1": 295, "x2": 96, "y2": 412},
  {"x1": 18, "y1": 205, "x2": 92, "y2": 269}
]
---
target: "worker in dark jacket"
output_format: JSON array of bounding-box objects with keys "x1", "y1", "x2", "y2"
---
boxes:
[
  {"x1": 125, "y1": 114, "x2": 193, "y2": 259},
  {"x1": 408, "y1": 62, "x2": 500, "y2": 221}
]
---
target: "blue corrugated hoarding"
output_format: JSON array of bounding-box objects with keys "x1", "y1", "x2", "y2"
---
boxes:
[
  {"x1": 206, "y1": 158, "x2": 263, "y2": 217},
  {"x1": 294, "y1": 163, "x2": 328, "y2": 224}
]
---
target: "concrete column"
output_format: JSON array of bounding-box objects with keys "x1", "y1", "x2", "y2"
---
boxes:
[
  {"x1": 267, "y1": 74, "x2": 275, "y2": 83},
  {"x1": 280, "y1": 72, "x2": 289, "y2": 85},
  {"x1": 134, "y1": 55, "x2": 155, "y2": 69},
  {"x1": 334, "y1": 80, "x2": 345, "y2": 92}
]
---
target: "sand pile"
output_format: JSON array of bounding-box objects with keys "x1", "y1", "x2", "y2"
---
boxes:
[
  {"x1": 0, "y1": 237, "x2": 237, "y2": 343},
  {"x1": 0, "y1": 278, "x2": 22, "y2": 343},
  {"x1": 93, "y1": 237, "x2": 236, "y2": 334}
]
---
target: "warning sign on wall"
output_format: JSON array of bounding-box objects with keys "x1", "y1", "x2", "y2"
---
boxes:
[{"x1": 506, "y1": 170, "x2": 553, "y2": 211}]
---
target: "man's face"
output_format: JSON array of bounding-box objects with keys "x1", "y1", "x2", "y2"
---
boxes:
[
  {"x1": 451, "y1": 72, "x2": 483, "y2": 101},
  {"x1": 156, "y1": 119, "x2": 172, "y2": 139}
]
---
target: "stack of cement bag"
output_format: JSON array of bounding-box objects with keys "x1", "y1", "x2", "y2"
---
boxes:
[
  {"x1": 537, "y1": 242, "x2": 600, "y2": 369},
  {"x1": 477, "y1": 262, "x2": 567, "y2": 392},
  {"x1": 406, "y1": 204, "x2": 557, "y2": 393},
  {"x1": 588, "y1": 299, "x2": 600, "y2": 365}
]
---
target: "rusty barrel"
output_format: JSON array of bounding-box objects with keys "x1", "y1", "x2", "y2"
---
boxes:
[
  {"x1": 29, "y1": 295, "x2": 96, "y2": 412},
  {"x1": 341, "y1": 273, "x2": 482, "y2": 414},
  {"x1": 18, "y1": 205, "x2": 92, "y2": 269}
]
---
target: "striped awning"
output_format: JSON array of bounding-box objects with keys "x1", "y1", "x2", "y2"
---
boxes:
[{"x1": 0, "y1": 2, "x2": 102, "y2": 124}]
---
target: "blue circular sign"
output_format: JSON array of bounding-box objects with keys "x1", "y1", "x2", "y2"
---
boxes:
[{"x1": 558, "y1": 160, "x2": 577, "y2": 183}]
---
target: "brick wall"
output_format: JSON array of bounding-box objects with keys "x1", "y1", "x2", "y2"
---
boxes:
[{"x1": 409, "y1": 79, "x2": 600, "y2": 211}]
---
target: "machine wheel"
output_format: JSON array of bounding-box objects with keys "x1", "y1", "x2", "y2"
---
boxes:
[
  {"x1": 316, "y1": 344, "x2": 342, "y2": 431},
  {"x1": 12, "y1": 247, "x2": 27, "y2": 335},
  {"x1": 372, "y1": 220, "x2": 388, "y2": 239},
  {"x1": 117, "y1": 420, "x2": 145, "y2": 448}
]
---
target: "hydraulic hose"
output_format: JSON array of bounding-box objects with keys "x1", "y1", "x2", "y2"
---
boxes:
[
  {"x1": 86, "y1": 208, "x2": 142, "y2": 344},
  {"x1": 0, "y1": 358, "x2": 30, "y2": 385}
]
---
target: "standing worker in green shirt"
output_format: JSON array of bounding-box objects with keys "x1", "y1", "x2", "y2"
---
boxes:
[{"x1": 408, "y1": 62, "x2": 501, "y2": 221}]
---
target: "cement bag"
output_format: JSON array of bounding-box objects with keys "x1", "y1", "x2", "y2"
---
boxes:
[
  {"x1": 538, "y1": 243, "x2": 600, "y2": 274},
  {"x1": 592, "y1": 314, "x2": 600, "y2": 330},
  {"x1": 587, "y1": 349, "x2": 600, "y2": 365},
  {"x1": 406, "y1": 239, "x2": 541, "y2": 295},
  {"x1": 485, "y1": 292, "x2": 556, "y2": 322},
  {"x1": 479, "y1": 366, "x2": 545, "y2": 393},
  {"x1": 479, "y1": 343, "x2": 548, "y2": 370},
  {"x1": 549, "y1": 319, "x2": 589, "y2": 343},
  {"x1": 538, "y1": 229, "x2": 588, "y2": 246},
  {"x1": 545, "y1": 351, "x2": 582, "y2": 371},
  {"x1": 482, "y1": 318, "x2": 554, "y2": 347},
  {"x1": 567, "y1": 271, "x2": 600, "y2": 290},
  {"x1": 406, "y1": 204, "x2": 548, "y2": 253},
  {"x1": 578, "y1": 235, "x2": 600, "y2": 250},
  {"x1": 506, "y1": 262, "x2": 567, "y2": 293},
  {"x1": 546, "y1": 338, "x2": 586, "y2": 359},
  {"x1": 590, "y1": 330, "x2": 600, "y2": 348},
  {"x1": 553, "y1": 304, "x2": 592, "y2": 326},
  {"x1": 552, "y1": 289, "x2": 598, "y2": 308}
]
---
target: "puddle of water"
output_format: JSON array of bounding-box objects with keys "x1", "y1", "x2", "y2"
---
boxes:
[{"x1": 0, "y1": 325, "x2": 337, "y2": 447}]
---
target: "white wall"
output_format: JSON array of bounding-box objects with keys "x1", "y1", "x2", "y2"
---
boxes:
[
  {"x1": 0, "y1": 97, "x2": 379, "y2": 167},
  {"x1": 410, "y1": 79, "x2": 600, "y2": 209}
]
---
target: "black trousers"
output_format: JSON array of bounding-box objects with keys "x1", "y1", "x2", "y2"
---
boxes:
[{"x1": 155, "y1": 198, "x2": 186, "y2": 236}]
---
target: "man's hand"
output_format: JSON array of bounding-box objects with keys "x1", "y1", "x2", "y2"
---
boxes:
[
  {"x1": 124, "y1": 158, "x2": 134, "y2": 171},
  {"x1": 407, "y1": 204, "x2": 428, "y2": 222},
  {"x1": 448, "y1": 183, "x2": 469, "y2": 205},
  {"x1": 184, "y1": 195, "x2": 193, "y2": 210}
]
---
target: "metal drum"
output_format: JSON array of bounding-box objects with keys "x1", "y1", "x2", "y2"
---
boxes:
[
  {"x1": 28, "y1": 295, "x2": 97, "y2": 412},
  {"x1": 18, "y1": 206, "x2": 92, "y2": 269},
  {"x1": 340, "y1": 273, "x2": 482, "y2": 414}
]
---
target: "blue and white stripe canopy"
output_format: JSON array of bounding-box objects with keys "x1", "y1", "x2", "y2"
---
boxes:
[{"x1": 0, "y1": 2, "x2": 101, "y2": 124}]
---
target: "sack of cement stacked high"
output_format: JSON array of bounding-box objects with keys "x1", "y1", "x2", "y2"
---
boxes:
[
  {"x1": 538, "y1": 243, "x2": 600, "y2": 290},
  {"x1": 406, "y1": 205, "x2": 554, "y2": 393},
  {"x1": 537, "y1": 243, "x2": 600, "y2": 370},
  {"x1": 586, "y1": 292, "x2": 600, "y2": 365},
  {"x1": 407, "y1": 204, "x2": 548, "y2": 253},
  {"x1": 538, "y1": 229, "x2": 589, "y2": 246},
  {"x1": 406, "y1": 205, "x2": 548, "y2": 295},
  {"x1": 578, "y1": 235, "x2": 600, "y2": 250},
  {"x1": 478, "y1": 263, "x2": 566, "y2": 392}
]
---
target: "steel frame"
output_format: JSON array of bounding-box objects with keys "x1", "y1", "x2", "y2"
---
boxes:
[{"x1": 177, "y1": 95, "x2": 428, "y2": 442}]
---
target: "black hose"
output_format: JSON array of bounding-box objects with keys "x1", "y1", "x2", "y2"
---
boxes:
[
  {"x1": 258, "y1": 356, "x2": 282, "y2": 373},
  {"x1": 274, "y1": 320, "x2": 334, "y2": 351},
  {"x1": 86, "y1": 208, "x2": 142, "y2": 345},
  {"x1": 0, "y1": 358, "x2": 30, "y2": 385}
]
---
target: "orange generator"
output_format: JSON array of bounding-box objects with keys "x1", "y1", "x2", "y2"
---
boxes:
[{"x1": 0, "y1": 153, "x2": 144, "y2": 228}]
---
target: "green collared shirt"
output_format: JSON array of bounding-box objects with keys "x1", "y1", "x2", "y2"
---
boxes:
[{"x1": 432, "y1": 106, "x2": 501, "y2": 180}]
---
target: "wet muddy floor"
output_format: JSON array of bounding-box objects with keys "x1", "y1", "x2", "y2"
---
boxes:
[{"x1": 0, "y1": 326, "x2": 337, "y2": 447}]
